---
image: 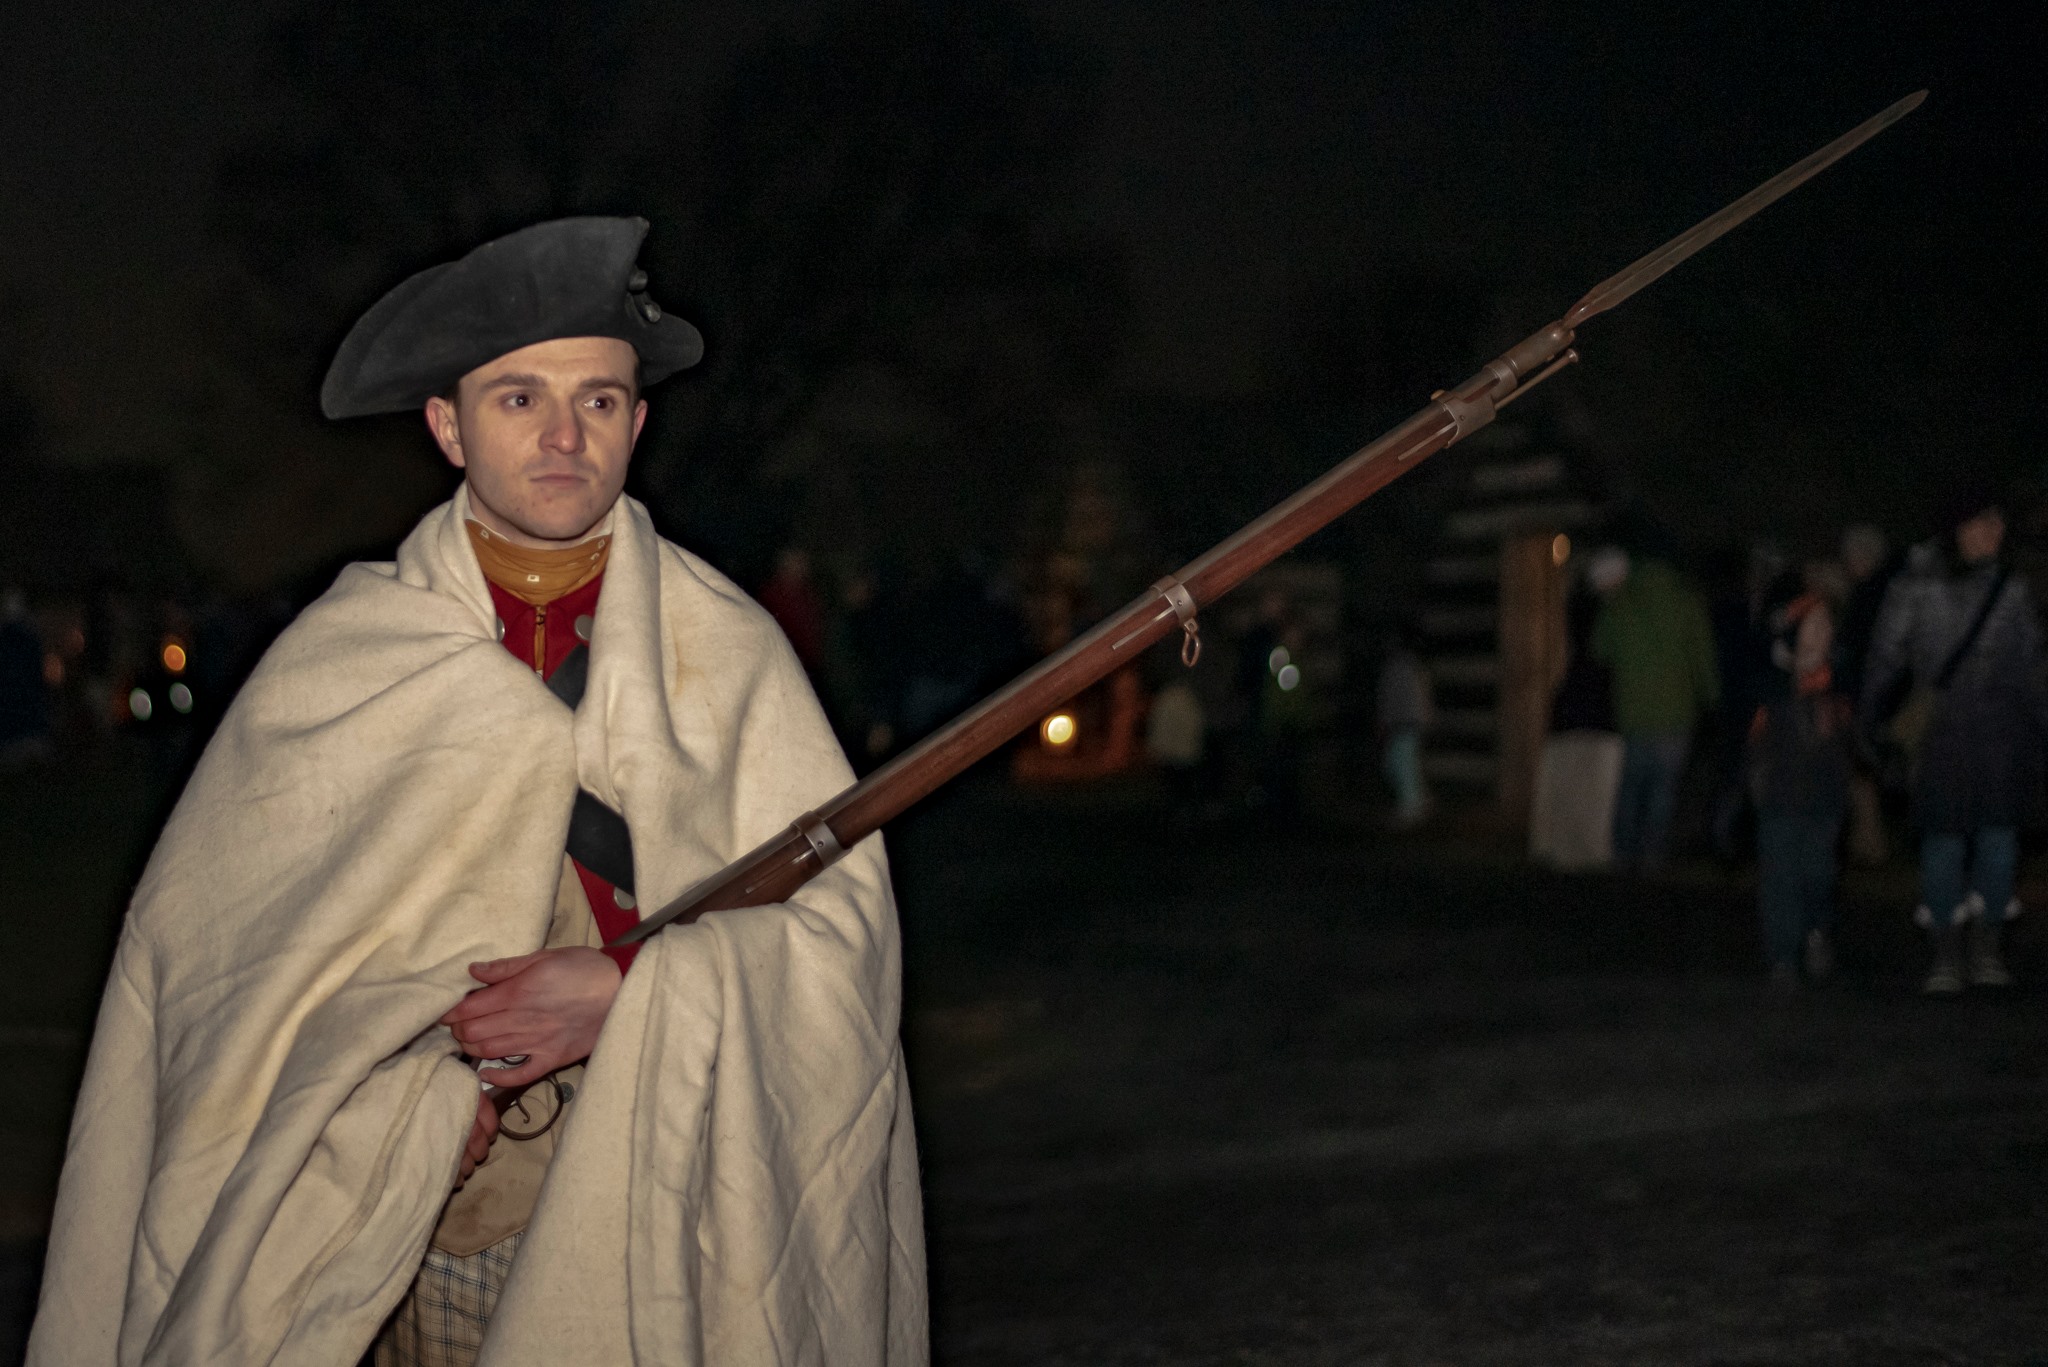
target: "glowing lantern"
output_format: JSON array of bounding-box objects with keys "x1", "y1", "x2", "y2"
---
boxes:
[
  {"x1": 128, "y1": 688, "x2": 153, "y2": 722},
  {"x1": 169, "y1": 683, "x2": 194, "y2": 714},
  {"x1": 1551, "y1": 533, "x2": 1571, "y2": 567},
  {"x1": 1040, "y1": 712, "x2": 1077, "y2": 748},
  {"x1": 162, "y1": 639, "x2": 188, "y2": 674}
]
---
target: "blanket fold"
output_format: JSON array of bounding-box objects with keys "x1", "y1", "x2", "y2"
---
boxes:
[{"x1": 29, "y1": 489, "x2": 926, "y2": 1366}]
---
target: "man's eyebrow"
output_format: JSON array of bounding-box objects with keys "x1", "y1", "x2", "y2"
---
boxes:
[
  {"x1": 474, "y1": 372, "x2": 633, "y2": 392},
  {"x1": 476, "y1": 372, "x2": 545, "y2": 391}
]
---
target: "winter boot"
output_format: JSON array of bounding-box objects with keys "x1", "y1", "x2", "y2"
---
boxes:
[
  {"x1": 1921, "y1": 924, "x2": 1964, "y2": 996},
  {"x1": 1966, "y1": 916, "x2": 2014, "y2": 988}
]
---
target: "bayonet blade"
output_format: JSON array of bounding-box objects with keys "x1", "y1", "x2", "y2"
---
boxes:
[{"x1": 1564, "y1": 89, "x2": 1926, "y2": 329}]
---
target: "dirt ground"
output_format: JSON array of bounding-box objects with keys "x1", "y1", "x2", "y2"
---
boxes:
[
  {"x1": 896, "y1": 787, "x2": 2047, "y2": 1366},
  {"x1": 2, "y1": 761, "x2": 2044, "y2": 1364}
]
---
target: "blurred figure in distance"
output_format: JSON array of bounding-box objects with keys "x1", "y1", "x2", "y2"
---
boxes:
[
  {"x1": 1594, "y1": 549, "x2": 1722, "y2": 871},
  {"x1": 1836, "y1": 524, "x2": 1897, "y2": 865},
  {"x1": 1747, "y1": 592, "x2": 1852, "y2": 990},
  {"x1": 1529, "y1": 546, "x2": 1627, "y2": 870},
  {"x1": 1376, "y1": 623, "x2": 1434, "y2": 829},
  {"x1": 0, "y1": 587, "x2": 52, "y2": 767},
  {"x1": 757, "y1": 546, "x2": 826, "y2": 675},
  {"x1": 1861, "y1": 491, "x2": 2046, "y2": 994},
  {"x1": 1146, "y1": 677, "x2": 1208, "y2": 823}
]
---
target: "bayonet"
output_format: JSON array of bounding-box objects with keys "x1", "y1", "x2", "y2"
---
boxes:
[{"x1": 614, "y1": 91, "x2": 1927, "y2": 945}]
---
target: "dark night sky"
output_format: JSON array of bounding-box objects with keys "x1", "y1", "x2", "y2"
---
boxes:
[{"x1": 1, "y1": 0, "x2": 2039, "y2": 573}]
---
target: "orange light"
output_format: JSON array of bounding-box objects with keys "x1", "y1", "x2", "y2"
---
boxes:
[
  {"x1": 42, "y1": 653, "x2": 63, "y2": 688},
  {"x1": 1040, "y1": 712, "x2": 1077, "y2": 748},
  {"x1": 1551, "y1": 533, "x2": 1571, "y2": 567},
  {"x1": 161, "y1": 640, "x2": 188, "y2": 674}
]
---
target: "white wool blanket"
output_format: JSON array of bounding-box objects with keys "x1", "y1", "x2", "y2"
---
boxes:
[{"x1": 29, "y1": 489, "x2": 926, "y2": 1366}]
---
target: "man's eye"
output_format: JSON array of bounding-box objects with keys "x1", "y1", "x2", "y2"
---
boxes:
[
  {"x1": 506, "y1": 393, "x2": 529, "y2": 408},
  {"x1": 589, "y1": 396, "x2": 612, "y2": 410}
]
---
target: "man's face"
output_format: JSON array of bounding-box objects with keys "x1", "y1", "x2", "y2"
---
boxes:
[
  {"x1": 1793, "y1": 604, "x2": 1834, "y2": 679},
  {"x1": 1958, "y1": 508, "x2": 2006, "y2": 566},
  {"x1": 425, "y1": 336, "x2": 647, "y2": 547}
]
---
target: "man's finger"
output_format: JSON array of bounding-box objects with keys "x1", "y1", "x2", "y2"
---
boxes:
[
  {"x1": 454, "y1": 1017, "x2": 550, "y2": 1056},
  {"x1": 448, "y1": 1008, "x2": 545, "y2": 1049},
  {"x1": 440, "y1": 983, "x2": 515, "y2": 1024},
  {"x1": 440, "y1": 978, "x2": 533, "y2": 1024},
  {"x1": 468, "y1": 951, "x2": 548, "y2": 985}
]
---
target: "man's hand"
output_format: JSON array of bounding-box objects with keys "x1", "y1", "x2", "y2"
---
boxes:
[
  {"x1": 457, "y1": 1086, "x2": 499, "y2": 1187},
  {"x1": 441, "y1": 947, "x2": 623, "y2": 1089}
]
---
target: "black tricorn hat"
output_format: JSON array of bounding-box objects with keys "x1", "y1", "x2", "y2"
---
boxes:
[{"x1": 320, "y1": 216, "x2": 703, "y2": 419}]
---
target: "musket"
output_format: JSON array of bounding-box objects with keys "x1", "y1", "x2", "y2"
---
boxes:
[{"x1": 611, "y1": 90, "x2": 1926, "y2": 948}]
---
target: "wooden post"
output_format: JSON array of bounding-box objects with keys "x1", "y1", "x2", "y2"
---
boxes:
[{"x1": 1496, "y1": 532, "x2": 1567, "y2": 820}]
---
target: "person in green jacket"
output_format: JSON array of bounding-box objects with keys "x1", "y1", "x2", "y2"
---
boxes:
[{"x1": 1592, "y1": 553, "x2": 1722, "y2": 869}]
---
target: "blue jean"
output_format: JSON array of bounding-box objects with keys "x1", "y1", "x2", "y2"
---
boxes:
[
  {"x1": 1614, "y1": 732, "x2": 1691, "y2": 867},
  {"x1": 1383, "y1": 728, "x2": 1425, "y2": 822},
  {"x1": 1920, "y1": 826, "x2": 2017, "y2": 927},
  {"x1": 1756, "y1": 811, "x2": 1840, "y2": 968}
]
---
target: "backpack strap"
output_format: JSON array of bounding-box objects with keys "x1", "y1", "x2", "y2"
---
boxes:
[{"x1": 1934, "y1": 564, "x2": 2010, "y2": 690}]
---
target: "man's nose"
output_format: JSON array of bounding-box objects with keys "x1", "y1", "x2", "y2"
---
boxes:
[{"x1": 540, "y1": 401, "x2": 585, "y2": 455}]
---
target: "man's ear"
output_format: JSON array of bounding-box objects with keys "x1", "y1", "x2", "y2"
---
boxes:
[
  {"x1": 425, "y1": 395, "x2": 467, "y2": 469},
  {"x1": 630, "y1": 397, "x2": 649, "y2": 449}
]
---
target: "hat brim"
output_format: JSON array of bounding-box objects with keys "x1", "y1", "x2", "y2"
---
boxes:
[{"x1": 321, "y1": 216, "x2": 703, "y2": 419}]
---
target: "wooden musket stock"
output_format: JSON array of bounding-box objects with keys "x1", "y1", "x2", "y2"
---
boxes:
[{"x1": 610, "y1": 89, "x2": 1925, "y2": 948}]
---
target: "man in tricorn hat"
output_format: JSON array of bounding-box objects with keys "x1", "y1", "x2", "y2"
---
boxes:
[{"x1": 29, "y1": 218, "x2": 927, "y2": 1366}]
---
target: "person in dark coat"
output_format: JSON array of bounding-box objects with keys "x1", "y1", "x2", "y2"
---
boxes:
[
  {"x1": 1861, "y1": 491, "x2": 2048, "y2": 993},
  {"x1": 0, "y1": 587, "x2": 51, "y2": 765},
  {"x1": 1835, "y1": 525, "x2": 1898, "y2": 865},
  {"x1": 1748, "y1": 592, "x2": 1853, "y2": 989},
  {"x1": 756, "y1": 546, "x2": 826, "y2": 674}
]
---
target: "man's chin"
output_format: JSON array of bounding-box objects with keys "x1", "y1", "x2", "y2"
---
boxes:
[
  {"x1": 518, "y1": 510, "x2": 610, "y2": 544},
  {"x1": 471, "y1": 484, "x2": 614, "y2": 546}
]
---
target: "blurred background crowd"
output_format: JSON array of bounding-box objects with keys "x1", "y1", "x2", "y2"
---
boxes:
[{"x1": 9, "y1": 419, "x2": 2047, "y2": 1002}]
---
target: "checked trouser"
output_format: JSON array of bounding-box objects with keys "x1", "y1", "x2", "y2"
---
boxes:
[{"x1": 372, "y1": 1231, "x2": 523, "y2": 1367}]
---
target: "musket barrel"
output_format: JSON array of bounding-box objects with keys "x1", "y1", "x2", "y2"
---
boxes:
[
  {"x1": 618, "y1": 325, "x2": 1613, "y2": 938},
  {"x1": 614, "y1": 94, "x2": 1923, "y2": 946},
  {"x1": 619, "y1": 387, "x2": 1482, "y2": 937}
]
